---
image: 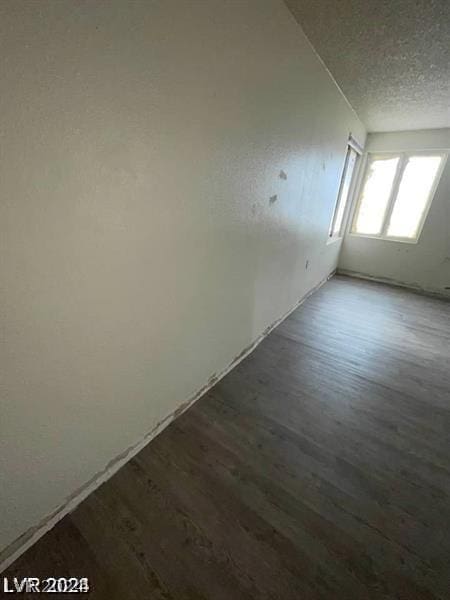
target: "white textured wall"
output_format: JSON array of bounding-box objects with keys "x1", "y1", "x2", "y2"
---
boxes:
[
  {"x1": 0, "y1": 0, "x2": 364, "y2": 555},
  {"x1": 339, "y1": 129, "x2": 450, "y2": 296}
]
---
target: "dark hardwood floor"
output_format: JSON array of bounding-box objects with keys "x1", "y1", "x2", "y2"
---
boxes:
[{"x1": 4, "y1": 275, "x2": 450, "y2": 599}]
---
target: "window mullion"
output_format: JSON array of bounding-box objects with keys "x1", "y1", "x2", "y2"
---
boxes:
[{"x1": 381, "y1": 154, "x2": 407, "y2": 237}]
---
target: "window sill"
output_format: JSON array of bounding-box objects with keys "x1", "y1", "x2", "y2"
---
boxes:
[{"x1": 348, "y1": 232, "x2": 419, "y2": 245}]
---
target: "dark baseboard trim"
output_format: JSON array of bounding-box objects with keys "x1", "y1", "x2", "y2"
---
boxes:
[{"x1": 337, "y1": 269, "x2": 450, "y2": 301}]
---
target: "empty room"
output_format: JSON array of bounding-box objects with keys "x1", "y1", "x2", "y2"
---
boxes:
[{"x1": 1, "y1": 1, "x2": 449, "y2": 598}]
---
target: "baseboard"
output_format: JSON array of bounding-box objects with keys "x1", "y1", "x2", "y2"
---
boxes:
[
  {"x1": 0, "y1": 270, "x2": 333, "y2": 574},
  {"x1": 337, "y1": 269, "x2": 450, "y2": 301}
]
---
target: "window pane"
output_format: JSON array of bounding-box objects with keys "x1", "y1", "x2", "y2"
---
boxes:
[
  {"x1": 331, "y1": 147, "x2": 358, "y2": 236},
  {"x1": 386, "y1": 156, "x2": 442, "y2": 239},
  {"x1": 353, "y1": 156, "x2": 399, "y2": 235}
]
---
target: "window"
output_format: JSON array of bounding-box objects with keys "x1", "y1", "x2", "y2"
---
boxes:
[
  {"x1": 351, "y1": 152, "x2": 447, "y2": 242},
  {"x1": 329, "y1": 143, "x2": 360, "y2": 238}
]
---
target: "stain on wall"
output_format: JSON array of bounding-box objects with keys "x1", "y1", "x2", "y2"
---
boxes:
[{"x1": 0, "y1": 0, "x2": 365, "y2": 556}]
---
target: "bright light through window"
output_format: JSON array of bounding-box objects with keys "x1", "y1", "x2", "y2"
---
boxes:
[
  {"x1": 386, "y1": 156, "x2": 442, "y2": 239},
  {"x1": 329, "y1": 143, "x2": 360, "y2": 238},
  {"x1": 352, "y1": 152, "x2": 446, "y2": 242},
  {"x1": 353, "y1": 157, "x2": 399, "y2": 235}
]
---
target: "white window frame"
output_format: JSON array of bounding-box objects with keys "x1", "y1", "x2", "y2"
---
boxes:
[
  {"x1": 328, "y1": 136, "x2": 362, "y2": 241},
  {"x1": 349, "y1": 150, "x2": 448, "y2": 244}
]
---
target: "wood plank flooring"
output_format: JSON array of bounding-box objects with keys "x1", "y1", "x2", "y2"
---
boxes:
[{"x1": 4, "y1": 275, "x2": 450, "y2": 599}]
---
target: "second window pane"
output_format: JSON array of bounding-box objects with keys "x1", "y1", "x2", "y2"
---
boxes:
[{"x1": 386, "y1": 156, "x2": 442, "y2": 239}]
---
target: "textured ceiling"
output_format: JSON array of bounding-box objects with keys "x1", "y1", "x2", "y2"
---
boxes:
[{"x1": 284, "y1": 0, "x2": 450, "y2": 132}]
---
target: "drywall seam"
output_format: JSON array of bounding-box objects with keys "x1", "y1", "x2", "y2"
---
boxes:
[
  {"x1": 337, "y1": 269, "x2": 450, "y2": 300},
  {"x1": 0, "y1": 270, "x2": 334, "y2": 574}
]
